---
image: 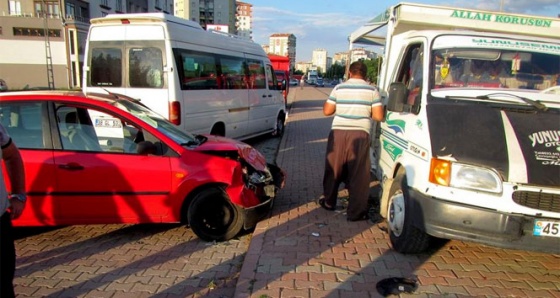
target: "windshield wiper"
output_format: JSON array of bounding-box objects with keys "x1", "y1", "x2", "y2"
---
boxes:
[
  {"x1": 476, "y1": 93, "x2": 548, "y2": 111},
  {"x1": 180, "y1": 135, "x2": 208, "y2": 147},
  {"x1": 195, "y1": 134, "x2": 208, "y2": 144}
]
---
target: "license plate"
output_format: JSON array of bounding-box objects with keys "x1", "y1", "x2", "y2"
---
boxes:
[
  {"x1": 533, "y1": 220, "x2": 560, "y2": 237},
  {"x1": 95, "y1": 118, "x2": 122, "y2": 128}
]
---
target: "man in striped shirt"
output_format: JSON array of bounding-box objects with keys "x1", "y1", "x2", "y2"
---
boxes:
[{"x1": 318, "y1": 61, "x2": 384, "y2": 221}]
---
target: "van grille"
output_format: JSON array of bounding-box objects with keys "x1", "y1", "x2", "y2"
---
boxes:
[{"x1": 512, "y1": 191, "x2": 560, "y2": 213}]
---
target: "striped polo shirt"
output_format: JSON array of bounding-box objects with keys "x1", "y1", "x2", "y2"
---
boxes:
[{"x1": 326, "y1": 78, "x2": 381, "y2": 134}]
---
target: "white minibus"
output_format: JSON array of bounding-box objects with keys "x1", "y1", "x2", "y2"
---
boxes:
[{"x1": 82, "y1": 13, "x2": 286, "y2": 140}]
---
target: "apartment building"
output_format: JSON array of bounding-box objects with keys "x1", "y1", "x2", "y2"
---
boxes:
[
  {"x1": 174, "y1": 0, "x2": 235, "y2": 33},
  {"x1": 0, "y1": 0, "x2": 173, "y2": 90},
  {"x1": 268, "y1": 33, "x2": 296, "y2": 71},
  {"x1": 295, "y1": 61, "x2": 312, "y2": 75},
  {"x1": 333, "y1": 51, "x2": 349, "y2": 66},
  {"x1": 235, "y1": 1, "x2": 251, "y2": 40},
  {"x1": 349, "y1": 47, "x2": 377, "y2": 63},
  {"x1": 311, "y1": 48, "x2": 329, "y2": 74}
]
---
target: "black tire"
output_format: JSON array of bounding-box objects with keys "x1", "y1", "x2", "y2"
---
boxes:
[
  {"x1": 273, "y1": 116, "x2": 285, "y2": 138},
  {"x1": 187, "y1": 188, "x2": 244, "y2": 241},
  {"x1": 387, "y1": 173, "x2": 431, "y2": 254}
]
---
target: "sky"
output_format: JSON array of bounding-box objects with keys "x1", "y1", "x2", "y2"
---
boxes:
[{"x1": 247, "y1": 0, "x2": 560, "y2": 62}]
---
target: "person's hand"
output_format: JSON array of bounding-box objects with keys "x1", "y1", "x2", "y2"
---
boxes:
[{"x1": 8, "y1": 199, "x2": 25, "y2": 220}]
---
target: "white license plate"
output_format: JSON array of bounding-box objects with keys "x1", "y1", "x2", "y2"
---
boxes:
[
  {"x1": 533, "y1": 220, "x2": 560, "y2": 237},
  {"x1": 95, "y1": 118, "x2": 122, "y2": 128}
]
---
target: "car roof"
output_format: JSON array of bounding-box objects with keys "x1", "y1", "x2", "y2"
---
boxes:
[{"x1": 0, "y1": 90, "x2": 141, "y2": 107}]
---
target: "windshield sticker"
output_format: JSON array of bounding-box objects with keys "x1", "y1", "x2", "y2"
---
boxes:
[
  {"x1": 471, "y1": 39, "x2": 560, "y2": 53},
  {"x1": 451, "y1": 10, "x2": 554, "y2": 28},
  {"x1": 529, "y1": 130, "x2": 560, "y2": 166}
]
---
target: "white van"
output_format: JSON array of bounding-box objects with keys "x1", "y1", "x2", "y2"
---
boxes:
[
  {"x1": 350, "y1": 3, "x2": 560, "y2": 254},
  {"x1": 82, "y1": 13, "x2": 286, "y2": 140}
]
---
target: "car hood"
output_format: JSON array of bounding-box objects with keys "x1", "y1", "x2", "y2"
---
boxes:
[{"x1": 193, "y1": 134, "x2": 268, "y2": 171}]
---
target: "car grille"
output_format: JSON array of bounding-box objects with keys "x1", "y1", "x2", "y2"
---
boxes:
[{"x1": 512, "y1": 191, "x2": 560, "y2": 213}]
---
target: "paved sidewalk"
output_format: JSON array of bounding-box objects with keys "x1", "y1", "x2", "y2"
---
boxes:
[{"x1": 234, "y1": 87, "x2": 560, "y2": 298}]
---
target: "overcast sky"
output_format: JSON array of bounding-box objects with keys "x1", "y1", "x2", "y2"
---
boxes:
[{"x1": 247, "y1": 0, "x2": 560, "y2": 62}]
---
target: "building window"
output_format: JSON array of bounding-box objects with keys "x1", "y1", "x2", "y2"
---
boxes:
[
  {"x1": 13, "y1": 27, "x2": 61, "y2": 37},
  {"x1": 9, "y1": 0, "x2": 22, "y2": 15},
  {"x1": 115, "y1": 0, "x2": 123, "y2": 12},
  {"x1": 66, "y1": 3, "x2": 75, "y2": 18},
  {"x1": 34, "y1": 0, "x2": 59, "y2": 18}
]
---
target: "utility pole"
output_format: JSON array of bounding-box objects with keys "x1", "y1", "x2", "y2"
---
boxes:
[{"x1": 43, "y1": 0, "x2": 55, "y2": 89}]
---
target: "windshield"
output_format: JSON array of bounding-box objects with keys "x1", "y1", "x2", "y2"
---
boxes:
[
  {"x1": 112, "y1": 99, "x2": 197, "y2": 145},
  {"x1": 431, "y1": 35, "x2": 560, "y2": 91}
]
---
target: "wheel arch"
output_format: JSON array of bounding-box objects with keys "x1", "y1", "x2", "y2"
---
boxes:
[
  {"x1": 179, "y1": 182, "x2": 228, "y2": 225},
  {"x1": 210, "y1": 122, "x2": 226, "y2": 137},
  {"x1": 380, "y1": 163, "x2": 406, "y2": 218}
]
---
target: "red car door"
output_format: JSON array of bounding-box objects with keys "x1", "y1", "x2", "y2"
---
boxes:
[{"x1": 52, "y1": 105, "x2": 174, "y2": 225}]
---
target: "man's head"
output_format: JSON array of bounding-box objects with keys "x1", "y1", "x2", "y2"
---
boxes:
[{"x1": 349, "y1": 61, "x2": 367, "y2": 79}]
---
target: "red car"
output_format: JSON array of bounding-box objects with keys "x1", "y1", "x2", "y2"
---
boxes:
[{"x1": 0, "y1": 91, "x2": 284, "y2": 241}]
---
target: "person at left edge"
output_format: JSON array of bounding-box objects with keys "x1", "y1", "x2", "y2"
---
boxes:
[{"x1": 0, "y1": 123, "x2": 26, "y2": 298}]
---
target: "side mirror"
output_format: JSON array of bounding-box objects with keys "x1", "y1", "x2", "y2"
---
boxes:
[{"x1": 386, "y1": 82, "x2": 407, "y2": 112}]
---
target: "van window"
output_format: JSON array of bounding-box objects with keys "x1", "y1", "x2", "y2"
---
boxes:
[
  {"x1": 395, "y1": 43, "x2": 424, "y2": 107},
  {"x1": 266, "y1": 65, "x2": 278, "y2": 90},
  {"x1": 246, "y1": 59, "x2": 266, "y2": 89},
  {"x1": 129, "y1": 47, "x2": 164, "y2": 88},
  {"x1": 219, "y1": 57, "x2": 246, "y2": 89},
  {"x1": 90, "y1": 47, "x2": 122, "y2": 87},
  {"x1": 175, "y1": 49, "x2": 219, "y2": 90}
]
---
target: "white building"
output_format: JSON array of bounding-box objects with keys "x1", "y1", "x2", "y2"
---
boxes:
[
  {"x1": 235, "y1": 1, "x2": 252, "y2": 40},
  {"x1": 312, "y1": 48, "x2": 328, "y2": 74},
  {"x1": 269, "y1": 33, "x2": 296, "y2": 70}
]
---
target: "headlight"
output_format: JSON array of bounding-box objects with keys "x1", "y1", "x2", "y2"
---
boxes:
[{"x1": 430, "y1": 158, "x2": 502, "y2": 193}]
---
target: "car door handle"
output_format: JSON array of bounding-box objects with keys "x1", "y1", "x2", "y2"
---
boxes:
[
  {"x1": 262, "y1": 94, "x2": 267, "y2": 98},
  {"x1": 59, "y1": 163, "x2": 85, "y2": 171}
]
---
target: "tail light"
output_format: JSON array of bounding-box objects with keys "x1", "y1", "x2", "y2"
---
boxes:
[{"x1": 170, "y1": 101, "x2": 181, "y2": 125}]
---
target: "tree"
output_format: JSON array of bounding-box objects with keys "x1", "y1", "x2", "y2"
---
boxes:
[
  {"x1": 325, "y1": 63, "x2": 345, "y2": 80},
  {"x1": 362, "y1": 57, "x2": 383, "y2": 84}
]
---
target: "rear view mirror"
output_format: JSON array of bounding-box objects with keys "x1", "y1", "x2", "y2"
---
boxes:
[{"x1": 387, "y1": 82, "x2": 407, "y2": 112}]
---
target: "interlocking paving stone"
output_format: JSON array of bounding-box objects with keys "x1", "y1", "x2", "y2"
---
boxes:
[{"x1": 12, "y1": 87, "x2": 560, "y2": 297}]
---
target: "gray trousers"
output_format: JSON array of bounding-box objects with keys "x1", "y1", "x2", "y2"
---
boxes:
[{"x1": 322, "y1": 129, "x2": 371, "y2": 219}]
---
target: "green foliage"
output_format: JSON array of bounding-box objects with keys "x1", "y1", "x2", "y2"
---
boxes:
[
  {"x1": 363, "y1": 57, "x2": 383, "y2": 84},
  {"x1": 325, "y1": 63, "x2": 345, "y2": 79}
]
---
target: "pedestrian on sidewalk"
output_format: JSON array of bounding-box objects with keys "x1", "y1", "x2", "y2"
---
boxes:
[
  {"x1": 0, "y1": 123, "x2": 26, "y2": 298},
  {"x1": 318, "y1": 61, "x2": 384, "y2": 221}
]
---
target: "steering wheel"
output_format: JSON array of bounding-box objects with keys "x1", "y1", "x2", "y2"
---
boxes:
[{"x1": 540, "y1": 85, "x2": 560, "y2": 95}]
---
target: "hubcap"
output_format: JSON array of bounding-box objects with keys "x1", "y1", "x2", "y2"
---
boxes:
[{"x1": 388, "y1": 191, "x2": 405, "y2": 237}]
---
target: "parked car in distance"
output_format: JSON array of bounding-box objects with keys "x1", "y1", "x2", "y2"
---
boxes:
[
  {"x1": 289, "y1": 78, "x2": 299, "y2": 86},
  {"x1": 0, "y1": 91, "x2": 285, "y2": 241},
  {"x1": 316, "y1": 78, "x2": 325, "y2": 87}
]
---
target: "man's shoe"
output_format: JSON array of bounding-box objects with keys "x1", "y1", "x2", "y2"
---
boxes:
[{"x1": 317, "y1": 196, "x2": 336, "y2": 211}]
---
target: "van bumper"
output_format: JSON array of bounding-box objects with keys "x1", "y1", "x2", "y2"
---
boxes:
[{"x1": 409, "y1": 188, "x2": 560, "y2": 254}]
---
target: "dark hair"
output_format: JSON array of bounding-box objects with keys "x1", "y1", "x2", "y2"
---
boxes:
[{"x1": 349, "y1": 61, "x2": 367, "y2": 78}]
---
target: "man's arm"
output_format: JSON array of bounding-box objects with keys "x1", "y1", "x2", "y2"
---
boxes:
[
  {"x1": 371, "y1": 104, "x2": 384, "y2": 122},
  {"x1": 323, "y1": 101, "x2": 336, "y2": 116},
  {"x1": 3, "y1": 141, "x2": 26, "y2": 219}
]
